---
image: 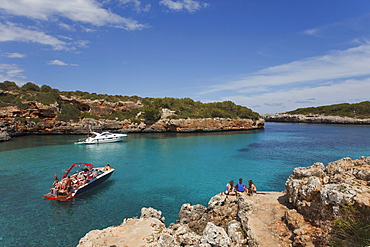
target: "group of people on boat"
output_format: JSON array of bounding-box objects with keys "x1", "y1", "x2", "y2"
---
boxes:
[
  {"x1": 225, "y1": 178, "x2": 256, "y2": 196},
  {"x1": 48, "y1": 164, "x2": 112, "y2": 198}
]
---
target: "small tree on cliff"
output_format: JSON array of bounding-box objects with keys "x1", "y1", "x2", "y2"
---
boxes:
[
  {"x1": 57, "y1": 103, "x2": 80, "y2": 122},
  {"x1": 143, "y1": 106, "x2": 161, "y2": 122},
  {"x1": 21, "y1": 82, "x2": 40, "y2": 91},
  {"x1": 0, "y1": 81, "x2": 19, "y2": 91}
]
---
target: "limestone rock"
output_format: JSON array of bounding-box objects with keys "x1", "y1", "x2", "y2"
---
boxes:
[
  {"x1": 178, "y1": 203, "x2": 207, "y2": 234},
  {"x1": 141, "y1": 207, "x2": 165, "y2": 222},
  {"x1": 0, "y1": 130, "x2": 10, "y2": 141},
  {"x1": 200, "y1": 222, "x2": 231, "y2": 246},
  {"x1": 170, "y1": 224, "x2": 201, "y2": 245},
  {"x1": 285, "y1": 156, "x2": 370, "y2": 241},
  {"x1": 77, "y1": 217, "x2": 166, "y2": 247},
  {"x1": 227, "y1": 220, "x2": 247, "y2": 247},
  {"x1": 78, "y1": 156, "x2": 370, "y2": 247}
]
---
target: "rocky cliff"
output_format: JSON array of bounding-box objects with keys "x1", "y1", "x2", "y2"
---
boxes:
[
  {"x1": 262, "y1": 113, "x2": 370, "y2": 124},
  {"x1": 0, "y1": 117, "x2": 264, "y2": 140},
  {"x1": 0, "y1": 94, "x2": 264, "y2": 141},
  {"x1": 77, "y1": 156, "x2": 370, "y2": 247}
]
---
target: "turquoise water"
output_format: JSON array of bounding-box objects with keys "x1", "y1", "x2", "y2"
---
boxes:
[{"x1": 1, "y1": 122, "x2": 369, "y2": 246}]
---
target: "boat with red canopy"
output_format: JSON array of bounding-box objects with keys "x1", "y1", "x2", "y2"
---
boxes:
[{"x1": 44, "y1": 162, "x2": 114, "y2": 201}]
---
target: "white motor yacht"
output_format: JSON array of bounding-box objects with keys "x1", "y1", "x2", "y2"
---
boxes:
[{"x1": 75, "y1": 131, "x2": 127, "y2": 144}]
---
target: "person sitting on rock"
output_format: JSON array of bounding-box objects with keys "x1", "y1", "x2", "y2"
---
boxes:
[
  {"x1": 225, "y1": 180, "x2": 236, "y2": 195},
  {"x1": 235, "y1": 178, "x2": 246, "y2": 193},
  {"x1": 248, "y1": 180, "x2": 257, "y2": 195}
]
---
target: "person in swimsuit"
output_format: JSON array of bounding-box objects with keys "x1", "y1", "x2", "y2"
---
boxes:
[
  {"x1": 64, "y1": 176, "x2": 73, "y2": 198},
  {"x1": 225, "y1": 180, "x2": 236, "y2": 195},
  {"x1": 248, "y1": 180, "x2": 257, "y2": 195},
  {"x1": 104, "y1": 164, "x2": 111, "y2": 171}
]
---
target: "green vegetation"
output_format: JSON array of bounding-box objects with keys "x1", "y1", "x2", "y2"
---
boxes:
[
  {"x1": 286, "y1": 101, "x2": 370, "y2": 118},
  {"x1": 0, "y1": 81, "x2": 260, "y2": 122},
  {"x1": 140, "y1": 98, "x2": 260, "y2": 120},
  {"x1": 331, "y1": 205, "x2": 370, "y2": 247},
  {"x1": 57, "y1": 103, "x2": 80, "y2": 122}
]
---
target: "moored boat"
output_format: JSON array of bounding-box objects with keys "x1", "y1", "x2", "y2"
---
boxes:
[
  {"x1": 74, "y1": 131, "x2": 127, "y2": 144},
  {"x1": 44, "y1": 163, "x2": 114, "y2": 201}
]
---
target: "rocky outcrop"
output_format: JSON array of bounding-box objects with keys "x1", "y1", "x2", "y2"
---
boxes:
[
  {"x1": 77, "y1": 193, "x2": 325, "y2": 247},
  {"x1": 77, "y1": 156, "x2": 370, "y2": 247},
  {"x1": 59, "y1": 95, "x2": 142, "y2": 117},
  {"x1": 0, "y1": 130, "x2": 10, "y2": 141},
  {"x1": 0, "y1": 95, "x2": 264, "y2": 137},
  {"x1": 0, "y1": 116, "x2": 264, "y2": 136},
  {"x1": 285, "y1": 156, "x2": 370, "y2": 237},
  {"x1": 262, "y1": 114, "x2": 370, "y2": 124}
]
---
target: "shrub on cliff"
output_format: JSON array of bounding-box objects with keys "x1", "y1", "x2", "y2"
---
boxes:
[
  {"x1": 141, "y1": 98, "x2": 259, "y2": 120},
  {"x1": 104, "y1": 110, "x2": 140, "y2": 121},
  {"x1": 57, "y1": 103, "x2": 80, "y2": 122},
  {"x1": 21, "y1": 82, "x2": 40, "y2": 92},
  {"x1": 0, "y1": 81, "x2": 19, "y2": 91},
  {"x1": 331, "y1": 205, "x2": 370, "y2": 246},
  {"x1": 142, "y1": 105, "x2": 161, "y2": 122},
  {"x1": 1, "y1": 81, "x2": 260, "y2": 122},
  {"x1": 0, "y1": 93, "x2": 28, "y2": 109}
]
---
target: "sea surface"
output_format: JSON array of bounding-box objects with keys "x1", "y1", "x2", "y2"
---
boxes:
[{"x1": 1, "y1": 122, "x2": 369, "y2": 246}]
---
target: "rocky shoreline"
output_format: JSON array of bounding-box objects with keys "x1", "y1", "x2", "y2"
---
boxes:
[
  {"x1": 0, "y1": 117, "x2": 264, "y2": 141},
  {"x1": 262, "y1": 113, "x2": 370, "y2": 124},
  {"x1": 77, "y1": 156, "x2": 370, "y2": 247}
]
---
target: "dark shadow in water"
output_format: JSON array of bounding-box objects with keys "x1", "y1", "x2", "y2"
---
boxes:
[
  {"x1": 127, "y1": 128, "x2": 265, "y2": 140},
  {"x1": 0, "y1": 134, "x2": 86, "y2": 152}
]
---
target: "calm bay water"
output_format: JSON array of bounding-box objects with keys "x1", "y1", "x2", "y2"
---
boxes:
[{"x1": 1, "y1": 122, "x2": 370, "y2": 246}]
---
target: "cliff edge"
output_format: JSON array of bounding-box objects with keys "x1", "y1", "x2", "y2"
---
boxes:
[{"x1": 77, "y1": 156, "x2": 370, "y2": 247}]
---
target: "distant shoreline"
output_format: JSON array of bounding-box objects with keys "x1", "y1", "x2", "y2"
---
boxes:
[{"x1": 262, "y1": 113, "x2": 370, "y2": 124}]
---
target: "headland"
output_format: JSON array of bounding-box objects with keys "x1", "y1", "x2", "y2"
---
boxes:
[
  {"x1": 262, "y1": 113, "x2": 370, "y2": 124},
  {"x1": 77, "y1": 156, "x2": 370, "y2": 247},
  {"x1": 0, "y1": 87, "x2": 264, "y2": 141}
]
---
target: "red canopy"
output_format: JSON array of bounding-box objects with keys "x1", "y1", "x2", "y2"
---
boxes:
[{"x1": 62, "y1": 163, "x2": 94, "y2": 179}]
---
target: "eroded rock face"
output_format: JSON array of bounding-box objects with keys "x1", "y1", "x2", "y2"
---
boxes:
[
  {"x1": 78, "y1": 157, "x2": 370, "y2": 247},
  {"x1": 0, "y1": 104, "x2": 264, "y2": 135},
  {"x1": 77, "y1": 193, "x2": 321, "y2": 247},
  {"x1": 285, "y1": 156, "x2": 370, "y2": 237},
  {"x1": 0, "y1": 93, "x2": 264, "y2": 136},
  {"x1": 0, "y1": 130, "x2": 10, "y2": 141}
]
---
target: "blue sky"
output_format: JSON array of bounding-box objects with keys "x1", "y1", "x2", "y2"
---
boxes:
[{"x1": 1, "y1": 0, "x2": 370, "y2": 114}]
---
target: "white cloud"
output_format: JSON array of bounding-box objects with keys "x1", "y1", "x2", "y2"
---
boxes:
[
  {"x1": 0, "y1": 64, "x2": 26, "y2": 83},
  {"x1": 199, "y1": 43, "x2": 370, "y2": 113},
  {"x1": 0, "y1": 22, "x2": 68, "y2": 50},
  {"x1": 303, "y1": 28, "x2": 318, "y2": 36},
  {"x1": 4, "y1": 52, "x2": 27, "y2": 58},
  {"x1": 0, "y1": 22, "x2": 90, "y2": 50},
  {"x1": 58, "y1": 22, "x2": 75, "y2": 31},
  {"x1": 224, "y1": 77, "x2": 370, "y2": 114},
  {"x1": 48, "y1": 59, "x2": 78, "y2": 66},
  {"x1": 202, "y1": 43, "x2": 370, "y2": 95},
  {"x1": 0, "y1": 0, "x2": 146, "y2": 30},
  {"x1": 119, "y1": 0, "x2": 151, "y2": 13},
  {"x1": 160, "y1": 0, "x2": 209, "y2": 13}
]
